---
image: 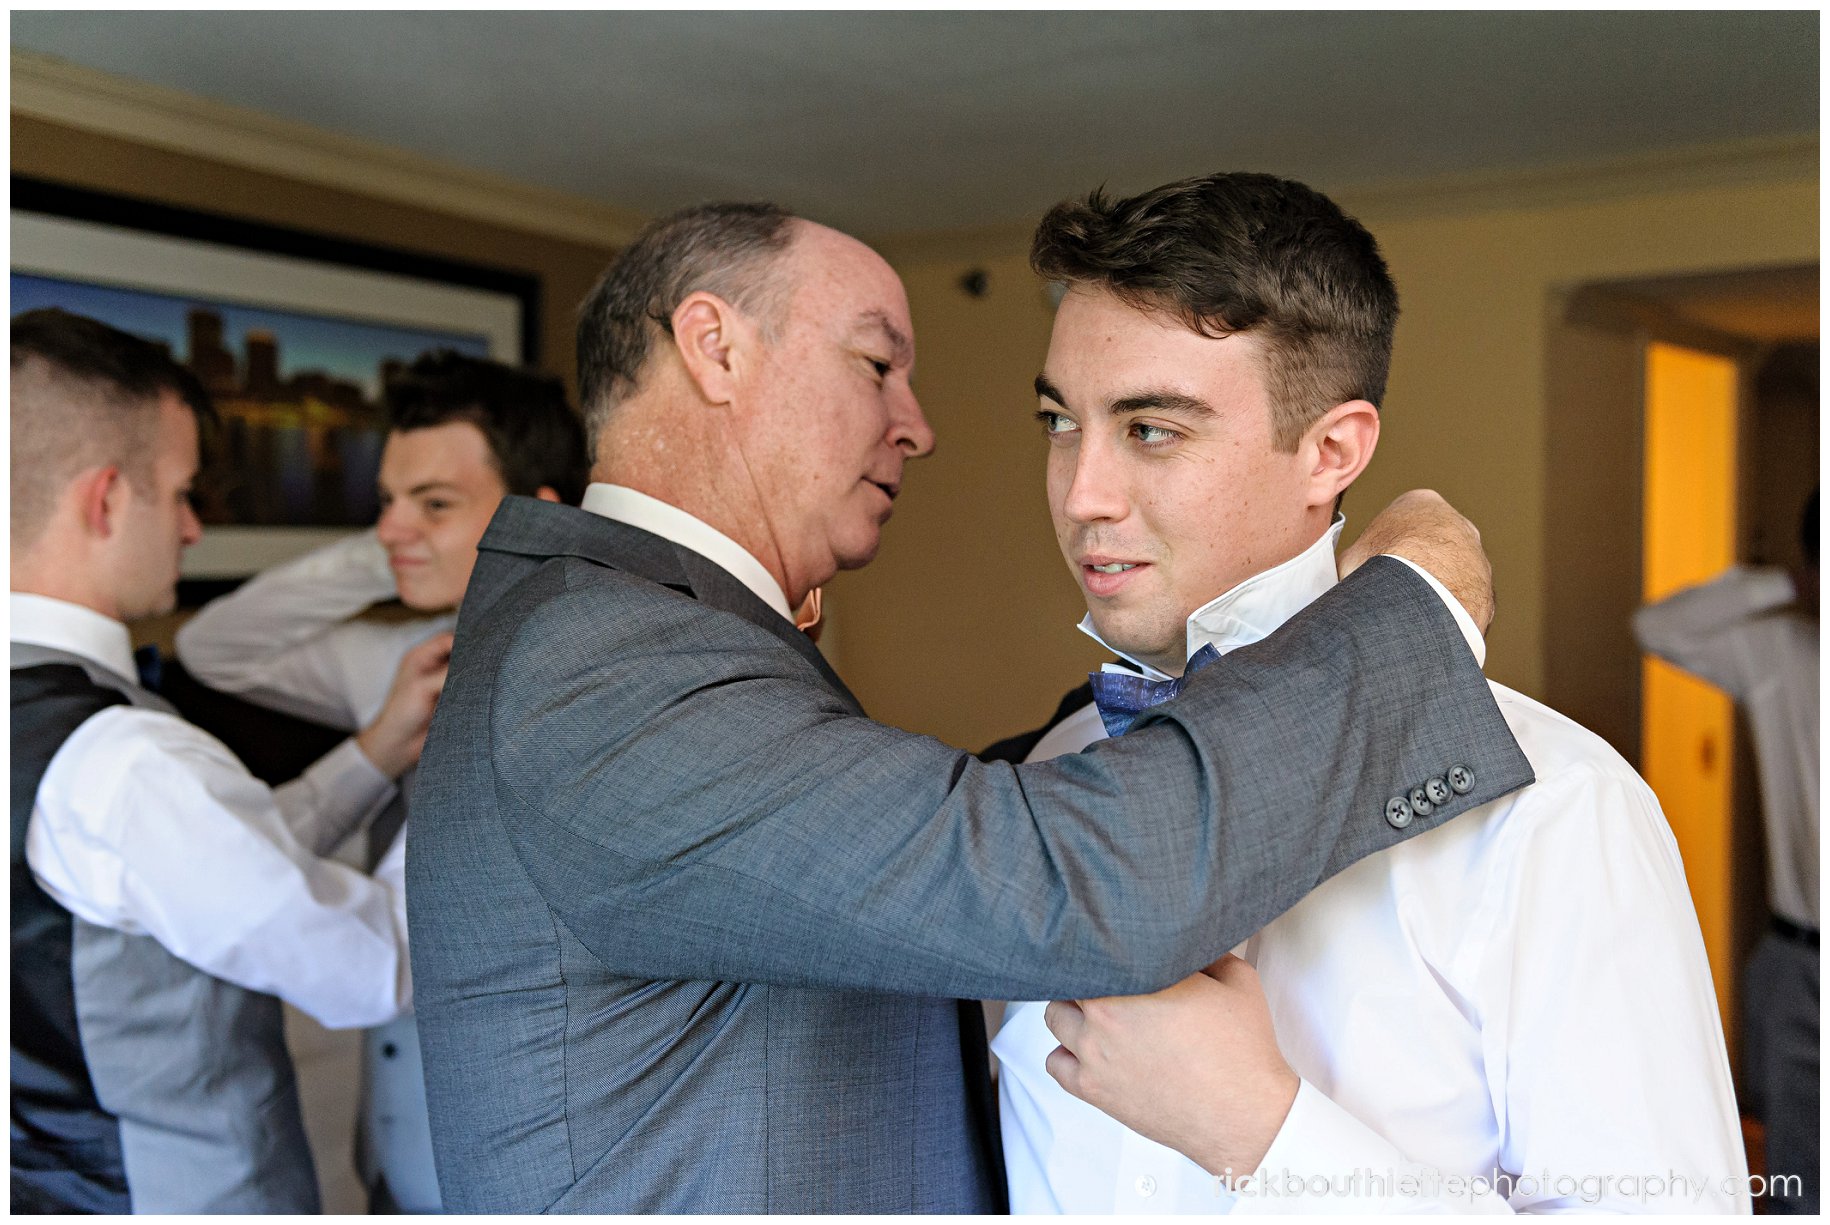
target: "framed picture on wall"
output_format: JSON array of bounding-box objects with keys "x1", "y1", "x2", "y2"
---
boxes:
[{"x1": 9, "y1": 176, "x2": 542, "y2": 589}]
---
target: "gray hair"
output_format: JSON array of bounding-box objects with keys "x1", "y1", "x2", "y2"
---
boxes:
[{"x1": 576, "y1": 202, "x2": 799, "y2": 450}]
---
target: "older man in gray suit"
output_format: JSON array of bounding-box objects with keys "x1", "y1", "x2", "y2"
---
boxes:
[{"x1": 407, "y1": 203, "x2": 1533, "y2": 1212}]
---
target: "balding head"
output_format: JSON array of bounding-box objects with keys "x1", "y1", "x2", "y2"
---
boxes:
[{"x1": 576, "y1": 202, "x2": 801, "y2": 453}]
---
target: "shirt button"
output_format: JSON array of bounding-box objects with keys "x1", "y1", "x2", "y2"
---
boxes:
[
  {"x1": 1385, "y1": 796, "x2": 1414, "y2": 829},
  {"x1": 1447, "y1": 764, "x2": 1475, "y2": 794},
  {"x1": 1407, "y1": 786, "x2": 1433, "y2": 816},
  {"x1": 1136, "y1": 1174, "x2": 1158, "y2": 1198},
  {"x1": 1425, "y1": 776, "x2": 1452, "y2": 806}
]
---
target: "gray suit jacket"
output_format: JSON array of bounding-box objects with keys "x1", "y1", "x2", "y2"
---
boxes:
[{"x1": 407, "y1": 497, "x2": 1533, "y2": 1213}]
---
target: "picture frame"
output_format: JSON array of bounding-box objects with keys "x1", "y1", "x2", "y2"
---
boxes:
[{"x1": 10, "y1": 176, "x2": 542, "y2": 590}]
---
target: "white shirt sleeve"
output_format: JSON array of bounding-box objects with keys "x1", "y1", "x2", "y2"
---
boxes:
[
  {"x1": 24, "y1": 704, "x2": 411, "y2": 1030},
  {"x1": 1386, "y1": 554, "x2": 1487, "y2": 668},
  {"x1": 1238, "y1": 765, "x2": 1748, "y2": 1215},
  {"x1": 1633, "y1": 565, "x2": 1797, "y2": 700},
  {"x1": 272, "y1": 734, "x2": 396, "y2": 858},
  {"x1": 1235, "y1": 1080, "x2": 1514, "y2": 1213},
  {"x1": 174, "y1": 530, "x2": 413, "y2": 730}
]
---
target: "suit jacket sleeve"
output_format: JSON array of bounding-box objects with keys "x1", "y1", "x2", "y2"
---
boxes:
[{"x1": 487, "y1": 555, "x2": 1533, "y2": 1002}]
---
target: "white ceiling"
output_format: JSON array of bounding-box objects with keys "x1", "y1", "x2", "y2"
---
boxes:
[{"x1": 11, "y1": 10, "x2": 1819, "y2": 236}]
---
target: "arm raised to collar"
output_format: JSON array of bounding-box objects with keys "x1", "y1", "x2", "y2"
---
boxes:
[{"x1": 413, "y1": 551, "x2": 1533, "y2": 1003}]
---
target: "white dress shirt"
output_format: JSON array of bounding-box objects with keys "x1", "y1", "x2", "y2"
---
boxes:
[
  {"x1": 1635, "y1": 566, "x2": 1819, "y2": 927},
  {"x1": 14, "y1": 592, "x2": 412, "y2": 1030},
  {"x1": 175, "y1": 530, "x2": 456, "y2": 731},
  {"x1": 173, "y1": 530, "x2": 459, "y2": 1212},
  {"x1": 581, "y1": 482, "x2": 795, "y2": 623},
  {"x1": 994, "y1": 524, "x2": 1747, "y2": 1214}
]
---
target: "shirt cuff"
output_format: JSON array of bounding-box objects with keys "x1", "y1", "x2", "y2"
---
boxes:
[
  {"x1": 1233, "y1": 1081, "x2": 1512, "y2": 1215},
  {"x1": 1385, "y1": 555, "x2": 1486, "y2": 669},
  {"x1": 331, "y1": 530, "x2": 402, "y2": 600},
  {"x1": 1736, "y1": 564, "x2": 1800, "y2": 612}
]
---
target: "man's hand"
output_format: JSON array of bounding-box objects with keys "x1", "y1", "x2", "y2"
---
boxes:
[
  {"x1": 1043, "y1": 954, "x2": 1299, "y2": 1183},
  {"x1": 354, "y1": 631, "x2": 454, "y2": 779},
  {"x1": 1340, "y1": 489, "x2": 1494, "y2": 633}
]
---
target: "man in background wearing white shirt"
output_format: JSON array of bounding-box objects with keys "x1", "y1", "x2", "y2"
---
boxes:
[
  {"x1": 10, "y1": 309, "x2": 440, "y2": 1212},
  {"x1": 994, "y1": 173, "x2": 1748, "y2": 1213},
  {"x1": 1636, "y1": 491, "x2": 1819, "y2": 1214},
  {"x1": 175, "y1": 349, "x2": 589, "y2": 1212}
]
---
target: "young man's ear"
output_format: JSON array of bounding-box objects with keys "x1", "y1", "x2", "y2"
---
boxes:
[
  {"x1": 670, "y1": 291, "x2": 747, "y2": 408},
  {"x1": 1303, "y1": 401, "x2": 1380, "y2": 509},
  {"x1": 75, "y1": 465, "x2": 125, "y2": 539}
]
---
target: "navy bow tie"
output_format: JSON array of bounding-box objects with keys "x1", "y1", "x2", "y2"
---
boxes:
[
  {"x1": 1088, "y1": 642, "x2": 1221, "y2": 738},
  {"x1": 133, "y1": 643, "x2": 163, "y2": 692}
]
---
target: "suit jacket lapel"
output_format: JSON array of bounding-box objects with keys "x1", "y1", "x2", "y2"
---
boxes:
[
  {"x1": 670, "y1": 546, "x2": 863, "y2": 715},
  {"x1": 478, "y1": 497, "x2": 863, "y2": 714}
]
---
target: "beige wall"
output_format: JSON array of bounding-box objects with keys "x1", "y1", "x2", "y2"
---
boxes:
[{"x1": 829, "y1": 174, "x2": 1817, "y2": 749}]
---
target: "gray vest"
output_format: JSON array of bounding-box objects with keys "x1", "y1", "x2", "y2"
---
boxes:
[{"x1": 10, "y1": 644, "x2": 320, "y2": 1213}]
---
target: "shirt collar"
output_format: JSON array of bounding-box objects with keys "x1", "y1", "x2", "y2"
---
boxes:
[
  {"x1": 1076, "y1": 515, "x2": 1347, "y2": 680},
  {"x1": 579, "y1": 483, "x2": 795, "y2": 624},
  {"x1": 9, "y1": 592, "x2": 138, "y2": 683}
]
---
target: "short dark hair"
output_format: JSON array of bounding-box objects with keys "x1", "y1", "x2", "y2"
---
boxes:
[
  {"x1": 1031, "y1": 172, "x2": 1399, "y2": 451},
  {"x1": 11, "y1": 308, "x2": 216, "y2": 548},
  {"x1": 575, "y1": 202, "x2": 798, "y2": 450},
  {"x1": 12, "y1": 307, "x2": 215, "y2": 423},
  {"x1": 384, "y1": 350, "x2": 589, "y2": 505}
]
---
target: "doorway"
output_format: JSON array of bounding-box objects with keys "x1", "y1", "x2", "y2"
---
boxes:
[{"x1": 1545, "y1": 262, "x2": 1818, "y2": 1070}]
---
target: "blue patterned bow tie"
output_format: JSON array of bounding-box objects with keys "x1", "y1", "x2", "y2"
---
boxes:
[
  {"x1": 1088, "y1": 643, "x2": 1222, "y2": 738},
  {"x1": 133, "y1": 643, "x2": 163, "y2": 692}
]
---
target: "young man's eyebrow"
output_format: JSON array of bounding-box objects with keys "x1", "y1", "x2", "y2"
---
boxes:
[
  {"x1": 856, "y1": 311, "x2": 913, "y2": 363},
  {"x1": 1033, "y1": 374, "x2": 1214, "y2": 420},
  {"x1": 388, "y1": 480, "x2": 464, "y2": 498},
  {"x1": 1108, "y1": 390, "x2": 1216, "y2": 418}
]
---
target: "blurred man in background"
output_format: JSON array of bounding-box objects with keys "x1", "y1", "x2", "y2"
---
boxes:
[
  {"x1": 176, "y1": 350, "x2": 589, "y2": 1212},
  {"x1": 11, "y1": 309, "x2": 428, "y2": 1212},
  {"x1": 1636, "y1": 489, "x2": 1820, "y2": 1214}
]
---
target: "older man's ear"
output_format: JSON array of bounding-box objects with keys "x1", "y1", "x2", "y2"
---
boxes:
[{"x1": 669, "y1": 292, "x2": 743, "y2": 408}]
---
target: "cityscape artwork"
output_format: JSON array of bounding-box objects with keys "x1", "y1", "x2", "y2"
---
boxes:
[{"x1": 11, "y1": 272, "x2": 492, "y2": 528}]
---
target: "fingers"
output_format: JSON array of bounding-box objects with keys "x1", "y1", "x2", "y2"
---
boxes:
[
  {"x1": 1043, "y1": 1043, "x2": 1083, "y2": 1096},
  {"x1": 410, "y1": 631, "x2": 456, "y2": 670},
  {"x1": 1043, "y1": 997, "x2": 1085, "y2": 1048}
]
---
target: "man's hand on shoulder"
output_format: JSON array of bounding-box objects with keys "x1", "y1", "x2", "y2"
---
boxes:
[
  {"x1": 1340, "y1": 489, "x2": 1494, "y2": 633},
  {"x1": 1043, "y1": 954, "x2": 1299, "y2": 1184},
  {"x1": 355, "y1": 631, "x2": 454, "y2": 779}
]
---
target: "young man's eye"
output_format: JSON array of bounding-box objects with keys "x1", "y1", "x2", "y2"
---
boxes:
[
  {"x1": 424, "y1": 500, "x2": 452, "y2": 513},
  {"x1": 1132, "y1": 422, "x2": 1179, "y2": 445},
  {"x1": 1034, "y1": 409, "x2": 1078, "y2": 437}
]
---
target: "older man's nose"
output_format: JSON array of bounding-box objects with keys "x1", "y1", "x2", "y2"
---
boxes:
[{"x1": 890, "y1": 387, "x2": 936, "y2": 459}]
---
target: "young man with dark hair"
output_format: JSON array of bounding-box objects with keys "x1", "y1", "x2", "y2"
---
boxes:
[
  {"x1": 998, "y1": 172, "x2": 1746, "y2": 1212},
  {"x1": 175, "y1": 347, "x2": 588, "y2": 1212},
  {"x1": 10, "y1": 309, "x2": 433, "y2": 1213}
]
